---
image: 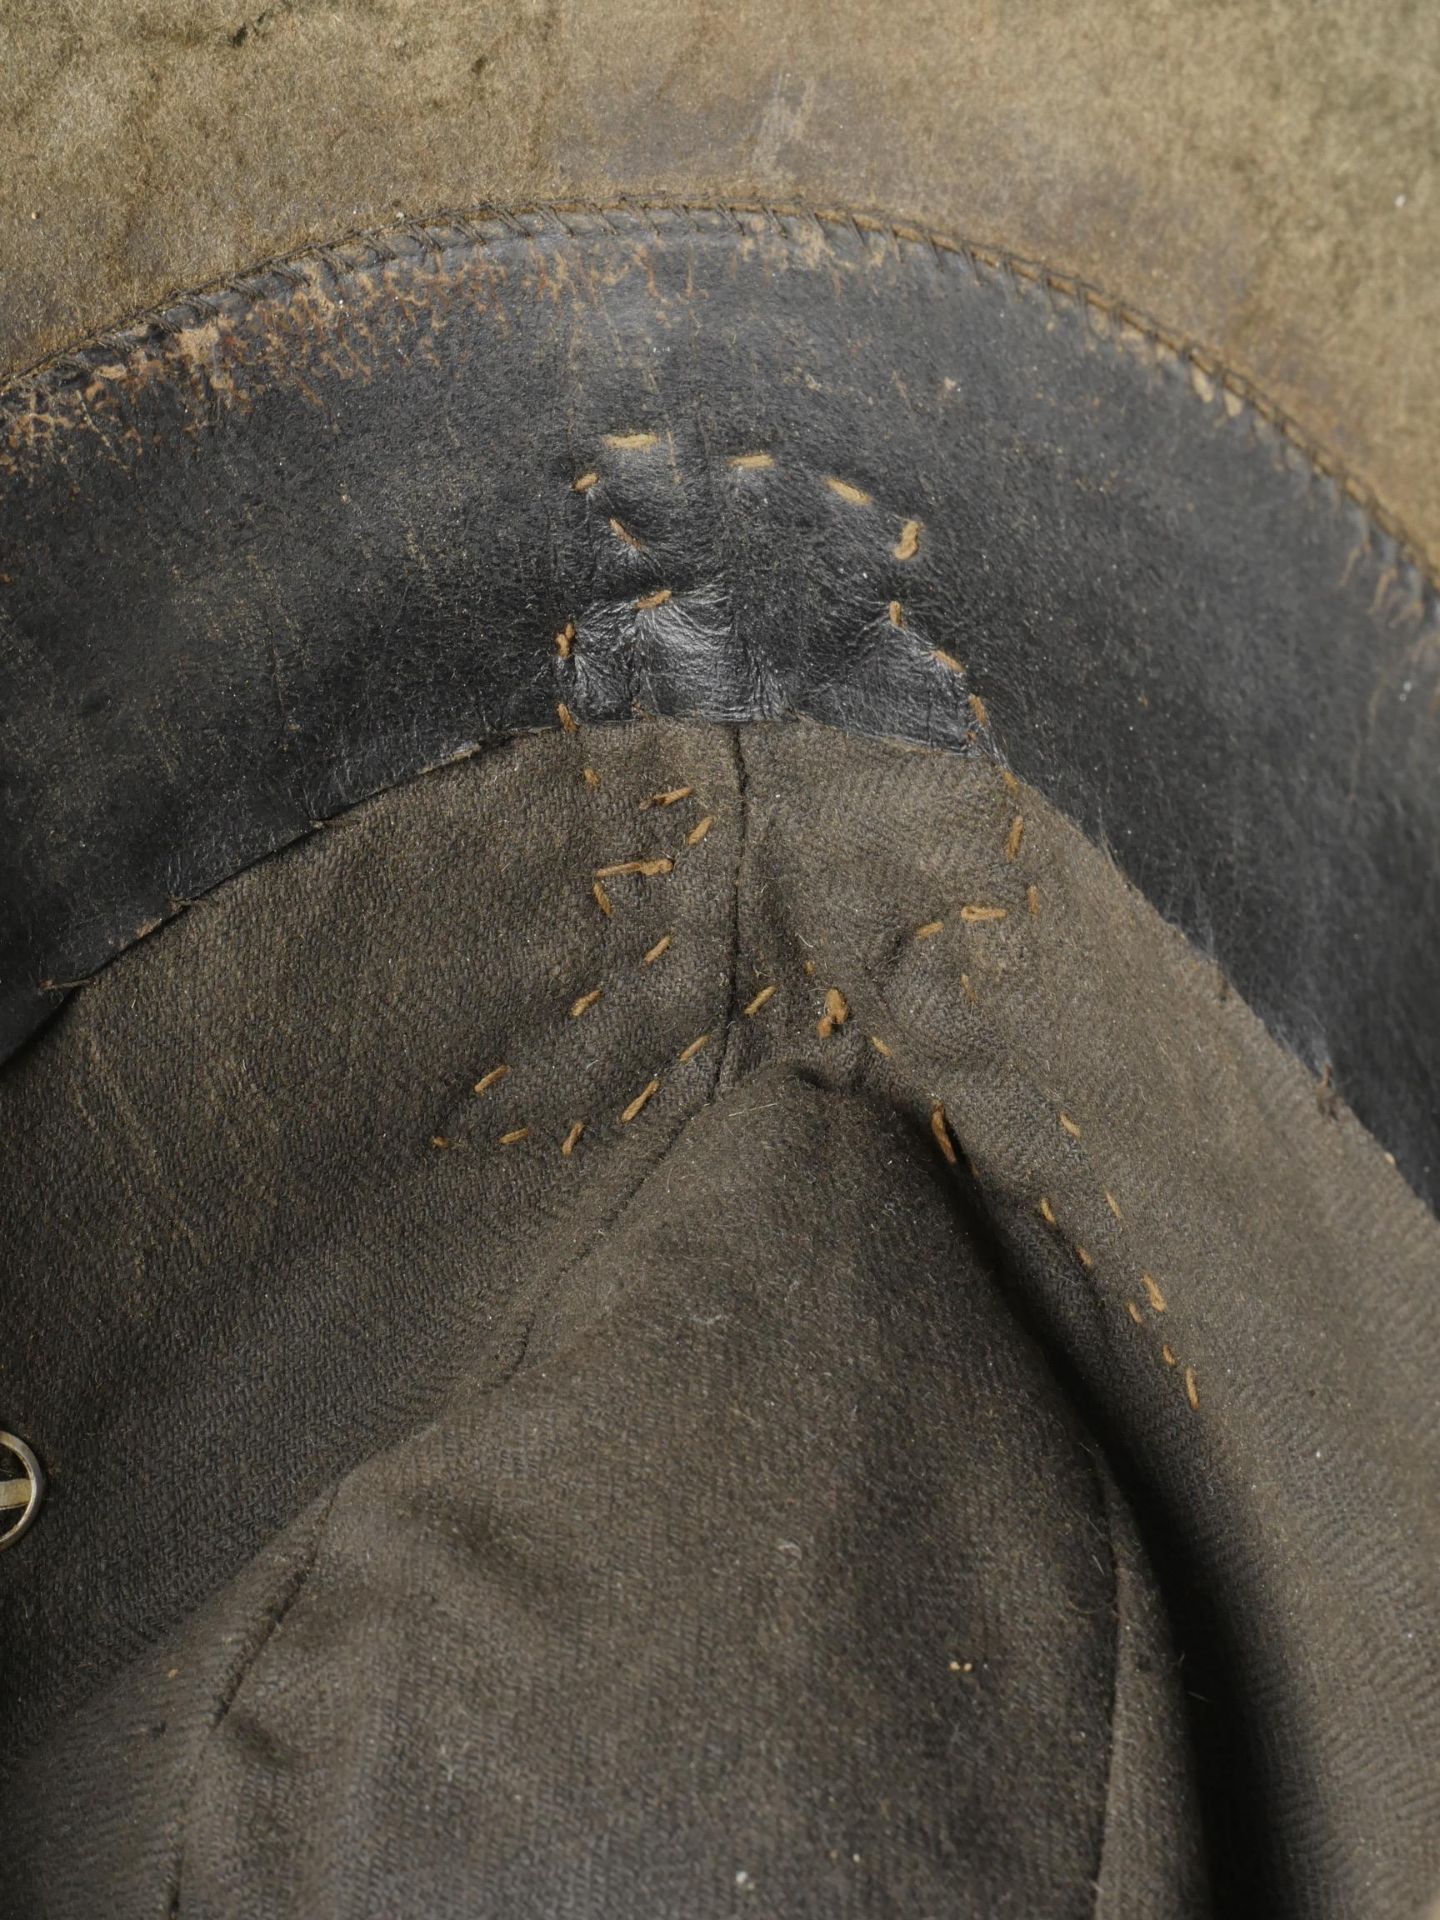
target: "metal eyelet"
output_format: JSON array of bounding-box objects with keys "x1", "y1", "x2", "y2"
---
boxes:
[{"x1": 0, "y1": 1431, "x2": 44, "y2": 1550}]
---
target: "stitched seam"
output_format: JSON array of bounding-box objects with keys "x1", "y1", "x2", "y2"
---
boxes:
[
  {"x1": 861, "y1": 789, "x2": 1205, "y2": 1412},
  {"x1": 714, "y1": 724, "x2": 750, "y2": 1088},
  {"x1": 163, "y1": 1062, "x2": 729, "y2": 1911},
  {"x1": 168, "y1": 1480, "x2": 342, "y2": 1917},
  {"x1": 2, "y1": 200, "x2": 1432, "y2": 592},
  {"x1": 1088, "y1": 1457, "x2": 1128, "y2": 1918}
]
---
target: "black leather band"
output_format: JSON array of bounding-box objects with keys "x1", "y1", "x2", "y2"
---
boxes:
[{"x1": 1, "y1": 207, "x2": 1436, "y2": 1198}]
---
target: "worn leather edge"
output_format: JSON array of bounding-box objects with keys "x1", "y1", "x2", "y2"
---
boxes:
[{"x1": 4, "y1": 200, "x2": 1436, "y2": 588}]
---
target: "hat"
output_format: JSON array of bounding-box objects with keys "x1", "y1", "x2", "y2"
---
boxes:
[{"x1": 2, "y1": 7, "x2": 1437, "y2": 1914}]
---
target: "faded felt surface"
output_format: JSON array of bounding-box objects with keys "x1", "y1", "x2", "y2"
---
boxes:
[{"x1": 0, "y1": 1, "x2": 1437, "y2": 554}]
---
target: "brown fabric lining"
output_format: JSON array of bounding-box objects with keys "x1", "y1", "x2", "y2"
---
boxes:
[{"x1": 2, "y1": 718, "x2": 1436, "y2": 1915}]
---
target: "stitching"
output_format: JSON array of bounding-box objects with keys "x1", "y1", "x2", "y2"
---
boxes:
[
  {"x1": 470, "y1": 716, "x2": 732, "y2": 1157},
  {"x1": 5, "y1": 201, "x2": 1430, "y2": 591},
  {"x1": 857, "y1": 771, "x2": 1206, "y2": 1414},
  {"x1": 619, "y1": 1078, "x2": 660, "y2": 1124},
  {"x1": 816, "y1": 986, "x2": 850, "y2": 1039},
  {"x1": 30, "y1": 225, "x2": 1428, "y2": 1019},
  {"x1": 996, "y1": 799, "x2": 1203, "y2": 1411},
  {"x1": 563, "y1": 434, "x2": 958, "y2": 735},
  {"x1": 824, "y1": 476, "x2": 872, "y2": 506},
  {"x1": 594, "y1": 856, "x2": 673, "y2": 878},
  {"x1": 433, "y1": 752, "x2": 726, "y2": 1160}
]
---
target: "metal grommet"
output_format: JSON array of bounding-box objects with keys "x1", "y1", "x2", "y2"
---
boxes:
[{"x1": 0, "y1": 1431, "x2": 44, "y2": 1550}]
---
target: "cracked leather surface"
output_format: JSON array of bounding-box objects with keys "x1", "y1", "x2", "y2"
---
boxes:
[{"x1": 1, "y1": 207, "x2": 1436, "y2": 1199}]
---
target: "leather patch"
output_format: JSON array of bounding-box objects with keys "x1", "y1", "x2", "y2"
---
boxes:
[{"x1": 0, "y1": 208, "x2": 1436, "y2": 1198}]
